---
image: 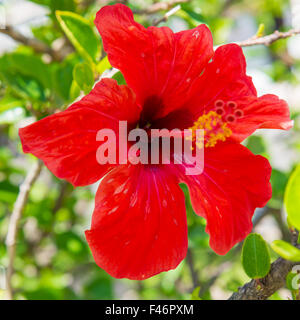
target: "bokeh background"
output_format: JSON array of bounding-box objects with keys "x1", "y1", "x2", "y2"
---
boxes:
[{"x1": 0, "y1": 0, "x2": 299, "y2": 300}]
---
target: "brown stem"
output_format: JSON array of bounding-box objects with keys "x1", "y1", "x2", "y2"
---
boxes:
[
  {"x1": 0, "y1": 26, "x2": 64, "y2": 61},
  {"x1": 228, "y1": 231, "x2": 300, "y2": 300},
  {"x1": 237, "y1": 29, "x2": 300, "y2": 47},
  {"x1": 133, "y1": 0, "x2": 189, "y2": 14},
  {"x1": 186, "y1": 248, "x2": 199, "y2": 288},
  {"x1": 152, "y1": 3, "x2": 183, "y2": 26},
  {"x1": 52, "y1": 181, "x2": 70, "y2": 214},
  {"x1": 5, "y1": 160, "x2": 43, "y2": 300}
]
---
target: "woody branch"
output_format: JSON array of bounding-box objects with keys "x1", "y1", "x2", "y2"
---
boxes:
[
  {"x1": 5, "y1": 160, "x2": 43, "y2": 300},
  {"x1": 237, "y1": 28, "x2": 300, "y2": 47},
  {"x1": 228, "y1": 231, "x2": 300, "y2": 300},
  {"x1": 133, "y1": 0, "x2": 189, "y2": 14},
  {"x1": 0, "y1": 26, "x2": 65, "y2": 61}
]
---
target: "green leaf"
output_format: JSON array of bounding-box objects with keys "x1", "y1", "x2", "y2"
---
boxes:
[
  {"x1": 31, "y1": 24, "x2": 61, "y2": 46},
  {"x1": 50, "y1": 0, "x2": 76, "y2": 11},
  {"x1": 96, "y1": 56, "x2": 112, "y2": 75},
  {"x1": 181, "y1": 6, "x2": 207, "y2": 24},
  {"x1": 245, "y1": 135, "x2": 266, "y2": 155},
  {"x1": 73, "y1": 62, "x2": 94, "y2": 94},
  {"x1": 256, "y1": 24, "x2": 265, "y2": 37},
  {"x1": 0, "y1": 93, "x2": 24, "y2": 113},
  {"x1": 271, "y1": 169, "x2": 288, "y2": 201},
  {"x1": 112, "y1": 71, "x2": 126, "y2": 85},
  {"x1": 286, "y1": 271, "x2": 300, "y2": 299},
  {"x1": 29, "y1": 0, "x2": 75, "y2": 11},
  {"x1": 56, "y1": 11, "x2": 100, "y2": 66},
  {"x1": 284, "y1": 164, "x2": 300, "y2": 230},
  {"x1": 0, "y1": 189, "x2": 17, "y2": 204},
  {"x1": 3, "y1": 73, "x2": 46, "y2": 101},
  {"x1": 242, "y1": 233, "x2": 271, "y2": 279},
  {"x1": 53, "y1": 60, "x2": 74, "y2": 101},
  {"x1": 191, "y1": 286, "x2": 201, "y2": 300},
  {"x1": 69, "y1": 80, "x2": 81, "y2": 101},
  {"x1": 8, "y1": 52, "x2": 52, "y2": 89},
  {"x1": 271, "y1": 240, "x2": 300, "y2": 262},
  {"x1": 28, "y1": 0, "x2": 52, "y2": 6},
  {"x1": 0, "y1": 53, "x2": 49, "y2": 101}
]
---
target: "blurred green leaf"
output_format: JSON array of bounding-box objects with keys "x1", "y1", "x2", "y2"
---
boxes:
[
  {"x1": 53, "y1": 60, "x2": 74, "y2": 101},
  {"x1": 55, "y1": 231, "x2": 87, "y2": 259},
  {"x1": 73, "y1": 62, "x2": 94, "y2": 94},
  {"x1": 31, "y1": 24, "x2": 61, "y2": 46},
  {"x1": 56, "y1": 11, "x2": 100, "y2": 66},
  {"x1": 96, "y1": 56, "x2": 111, "y2": 75},
  {"x1": 69, "y1": 80, "x2": 81, "y2": 101},
  {"x1": 29, "y1": 0, "x2": 76, "y2": 11},
  {"x1": 112, "y1": 71, "x2": 126, "y2": 86},
  {"x1": 245, "y1": 135, "x2": 267, "y2": 155},
  {"x1": 191, "y1": 286, "x2": 201, "y2": 300},
  {"x1": 242, "y1": 233, "x2": 271, "y2": 279},
  {"x1": 271, "y1": 169, "x2": 288, "y2": 201},
  {"x1": 28, "y1": 0, "x2": 52, "y2": 6},
  {"x1": 83, "y1": 276, "x2": 113, "y2": 300},
  {"x1": 0, "y1": 189, "x2": 17, "y2": 204},
  {"x1": 2, "y1": 74, "x2": 46, "y2": 101},
  {"x1": 0, "y1": 54, "x2": 48, "y2": 101},
  {"x1": 181, "y1": 4, "x2": 207, "y2": 24},
  {"x1": 286, "y1": 271, "x2": 300, "y2": 300},
  {"x1": 180, "y1": 183, "x2": 208, "y2": 248},
  {"x1": 24, "y1": 287, "x2": 62, "y2": 300},
  {"x1": 50, "y1": 0, "x2": 76, "y2": 11},
  {"x1": 256, "y1": 23, "x2": 265, "y2": 37},
  {"x1": 271, "y1": 240, "x2": 300, "y2": 262},
  {"x1": 8, "y1": 52, "x2": 52, "y2": 89},
  {"x1": 284, "y1": 164, "x2": 300, "y2": 230},
  {"x1": 0, "y1": 93, "x2": 24, "y2": 113}
]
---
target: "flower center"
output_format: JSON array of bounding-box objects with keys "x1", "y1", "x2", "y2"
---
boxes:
[
  {"x1": 189, "y1": 110, "x2": 232, "y2": 148},
  {"x1": 189, "y1": 99, "x2": 244, "y2": 148}
]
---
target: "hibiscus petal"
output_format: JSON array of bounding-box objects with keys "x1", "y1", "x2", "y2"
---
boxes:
[
  {"x1": 95, "y1": 4, "x2": 213, "y2": 119},
  {"x1": 174, "y1": 142, "x2": 272, "y2": 255},
  {"x1": 186, "y1": 44, "x2": 292, "y2": 141},
  {"x1": 85, "y1": 164, "x2": 188, "y2": 280},
  {"x1": 19, "y1": 78, "x2": 140, "y2": 187}
]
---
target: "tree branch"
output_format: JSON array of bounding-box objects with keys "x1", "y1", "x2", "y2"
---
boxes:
[
  {"x1": 228, "y1": 232, "x2": 300, "y2": 300},
  {"x1": 133, "y1": 0, "x2": 189, "y2": 14},
  {"x1": 0, "y1": 26, "x2": 64, "y2": 61},
  {"x1": 152, "y1": 4, "x2": 182, "y2": 26},
  {"x1": 186, "y1": 248, "x2": 199, "y2": 288},
  {"x1": 5, "y1": 160, "x2": 43, "y2": 300},
  {"x1": 237, "y1": 28, "x2": 300, "y2": 47}
]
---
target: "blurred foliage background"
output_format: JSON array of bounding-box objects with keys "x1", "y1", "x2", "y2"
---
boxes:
[{"x1": 0, "y1": 0, "x2": 300, "y2": 300}]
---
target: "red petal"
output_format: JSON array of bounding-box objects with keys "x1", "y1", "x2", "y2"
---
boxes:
[
  {"x1": 186, "y1": 44, "x2": 292, "y2": 141},
  {"x1": 229, "y1": 94, "x2": 293, "y2": 141},
  {"x1": 95, "y1": 4, "x2": 213, "y2": 119},
  {"x1": 174, "y1": 142, "x2": 272, "y2": 255},
  {"x1": 85, "y1": 164, "x2": 187, "y2": 280},
  {"x1": 19, "y1": 79, "x2": 140, "y2": 187}
]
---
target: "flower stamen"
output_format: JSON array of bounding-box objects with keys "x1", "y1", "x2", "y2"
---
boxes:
[{"x1": 189, "y1": 111, "x2": 232, "y2": 148}]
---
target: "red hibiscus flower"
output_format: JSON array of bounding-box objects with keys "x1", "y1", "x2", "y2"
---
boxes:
[{"x1": 19, "y1": 4, "x2": 293, "y2": 280}]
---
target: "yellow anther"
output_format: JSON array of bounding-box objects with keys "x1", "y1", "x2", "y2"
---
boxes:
[{"x1": 189, "y1": 111, "x2": 232, "y2": 148}]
